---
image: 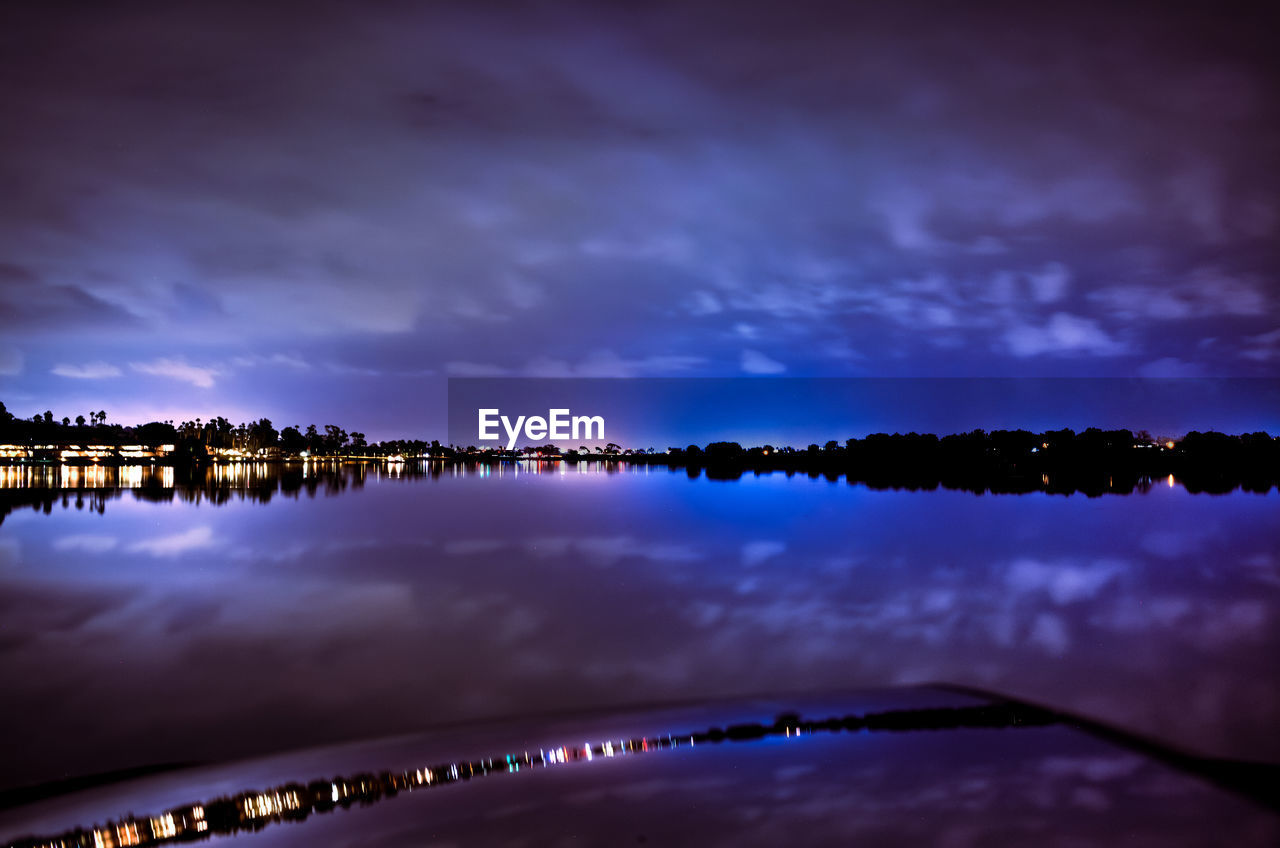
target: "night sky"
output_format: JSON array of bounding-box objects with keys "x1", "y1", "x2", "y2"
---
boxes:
[{"x1": 1, "y1": 1, "x2": 1277, "y2": 439}]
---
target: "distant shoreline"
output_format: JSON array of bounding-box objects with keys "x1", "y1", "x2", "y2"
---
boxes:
[
  {"x1": 2, "y1": 428, "x2": 1277, "y2": 497},
  {"x1": 3, "y1": 409, "x2": 1277, "y2": 495}
]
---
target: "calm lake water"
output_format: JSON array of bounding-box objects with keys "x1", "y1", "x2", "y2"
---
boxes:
[{"x1": 1, "y1": 462, "x2": 1277, "y2": 793}]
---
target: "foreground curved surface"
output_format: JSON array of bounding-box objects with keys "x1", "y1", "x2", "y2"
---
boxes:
[{"x1": 2, "y1": 687, "x2": 1276, "y2": 847}]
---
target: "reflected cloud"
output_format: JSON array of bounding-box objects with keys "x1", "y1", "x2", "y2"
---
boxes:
[
  {"x1": 525, "y1": 535, "x2": 703, "y2": 566},
  {"x1": 127, "y1": 526, "x2": 216, "y2": 557},
  {"x1": 1028, "y1": 613, "x2": 1072, "y2": 656},
  {"x1": 3, "y1": 464, "x2": 1278, "y2": 799},
  {"x1": 1040, "y1": 754, "x2": 1144, "y2": 782},
  {"x1": 443, "y1": 539, "x2": 506, "y2": 555},
  {"x1": 1005, "y1": 558, "x2": 1123, "y2": 604},
  {"x1": 53, "y1": 534, "x2": 118, "y2": 553},
  {"x1": 1243, "y1": 553, "x2": 1280, "y2": 588},
  {"x1": 1141, "y1": 529, "x2": 1210, "y2": 559},
  {"x1": 741, "y1": 541, "x2": 786, "y2": 567}
]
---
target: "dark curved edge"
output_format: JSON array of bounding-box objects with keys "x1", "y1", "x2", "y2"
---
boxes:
[
  {"x1": 0, "y1": 682, "x2": 963, "y2": 809},
  {"x1": 2, "y1": 699, "x2": 1066, "y2": 847},
  {"x1": 934, "y1": 683, "x2": 1280, "y2": 812},
  {"x1": 0, "y1": 763, "x2": 202, "y2": 812}
]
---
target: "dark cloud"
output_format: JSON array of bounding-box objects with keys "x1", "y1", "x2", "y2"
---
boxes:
[
  {"x1": 0, "y1": 0, "x2": 1275, "y2": 433},
  {"x1": 0, "y1": 263, "x2": 141, "y2": 332}
]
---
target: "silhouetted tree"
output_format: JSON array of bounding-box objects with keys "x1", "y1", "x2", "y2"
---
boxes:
[
  {"x1": 323, "y1": 425, "x2": 349, "y2": 454},
  {"x1": 280, "y1": 426, "x2": 305, "y2": 455},
  {"x1": 137, "y1": 421, "x2": 179, "y2": 445}
]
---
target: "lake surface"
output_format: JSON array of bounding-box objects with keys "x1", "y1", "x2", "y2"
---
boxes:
[{"x1": 1, "y1": 462, "x2": 1277, "y2": 793}]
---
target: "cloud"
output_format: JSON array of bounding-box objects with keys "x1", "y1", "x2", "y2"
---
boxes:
[
  {"x1": 0, "y1": 264, "x2": 143, "y2": 334},
  {"x1": 1028, "y1": 613, "x2": 1071, "y2": 656},
  {"x1": 229, "y1": 353, "x2": 310, "y2": 370},
  {"x1": 502, "y1": 276, "x2": 545, "y2": 310},
  {"x1": 1003, "y1": 314, "x2": 1127, "y2": 357},
  {"x1": 873, "y1": 189, "x2": 937, "y2": 250},
  {"x1": 1089, "y1": 286, "x2": 1194, "y2": 320},
  {"x1": 574, "y1": 536, "x2": 702, "y2": 565},
  {"x1": 1137, "y1": 357, "x2": 1206, "y2": 378},
  {"x1": 451, "y1": 351, "x2": 704, "y2": 378},
  {"x1": 52, "y1": 361, "x2": 123, "y2": 379},
  {"x1": 443, "y1": 539, "x2": 506, "y2": 555},
  {"x1": 1140, "y1": 529, "x2": 1205, "y2": 559},
  {"x1": 130, "y1": 358, "x2": 221, "y2": 388},
  {"x1": 445, "y1": 361, "x2": 511, "y2": 377},
  {"x1": 1089, "y1": 270, "x2": 1267, "y2": 322},
  {"x1": 998, "y1": 561, "x2": 1121, "y2": 607},
  {"x1": 0, "y1": 346, "x2": 21, "y2": 375},
  {"x1": 525, "y1": 536, "x2": 702, "y2": 566},
  {"x1": 537, "y1": 351, "x2": 704, "y2": 378},
  {"x1": 53, "y1": 534, "x2": 119, "y2": 553},
  {"x1": 1027, "y1": 262, "x2": 1071, "y2": 303},
  {"x1": 687, "y1": 290, "x2": 723, "y2": 315},
  {"x1": 1240, "y1": 328, "x2": 1280, "y2": 362},
  {"x1": 0, "y1": 0, "x2": 1275, "y2": 424},
  {"x1": 127, "y1": 526, "x2": 215, "y2": 556},
  {"x1": 742, "y1": 541, "x2": 786, "y2": 567},
  {"x1": 968, "y1": 235, "x2": 1007, "y2": 255},
  {"x1": 1040, "y1": 756, "x2": 1143, "y2": 782},
  {"x1": 1005, "y1": 558, "x2": 1121, "y2": 604},
  {"x1": 741, "y1": 349, "x2": 787, "y2": 374},
  {"x1": 0, "y1": 537, "x2": 20, "y2": 565}
]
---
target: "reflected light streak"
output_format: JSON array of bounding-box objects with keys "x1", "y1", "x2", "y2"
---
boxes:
[{"x1": 6, "y1": 703, "x2": 1057, "y2": 848}]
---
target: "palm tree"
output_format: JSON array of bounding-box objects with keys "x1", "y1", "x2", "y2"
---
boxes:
[{"x1": 75, "y1": 415, "x2": 86, "y2": 427}]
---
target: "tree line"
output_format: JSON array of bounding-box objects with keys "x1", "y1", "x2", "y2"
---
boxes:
[
  {"x1": 2, "y1": 402, "x2": 1276, "y2": 491},
  {"x1": 0, "y1": 401, "x2": 395, "y2": 459}
]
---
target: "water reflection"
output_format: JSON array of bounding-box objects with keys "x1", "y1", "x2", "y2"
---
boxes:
[
  {"x1": 0, "y1": 465, "x2": 174, "y2": 492},
  {"x1": 4, "y1": 694, "x2": 1276, "y2": 848},
  {"x1": 0, "y1": 463, "x2": 1276, "y2": 803},
  {"x1": 2, "y1": 702, "x2": 1062, "y2": 847}
]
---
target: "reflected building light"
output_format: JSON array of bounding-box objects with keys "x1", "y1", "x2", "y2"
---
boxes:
[
  {"x1": 149, "y1": 814, "x2": 176, "y2": 838},
  {"x1": 11, "y1": 703, "x2": 1058, "y2": 848},
  {"x1": 117, "y1": 821, "x2": 141, "y2": 846}
]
